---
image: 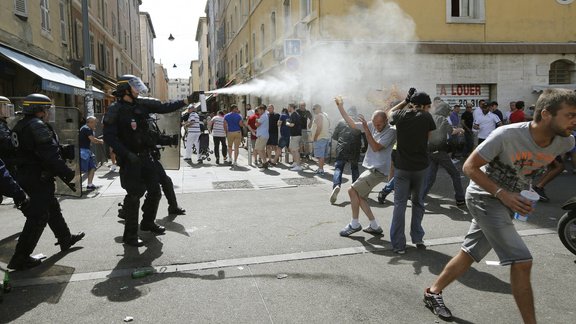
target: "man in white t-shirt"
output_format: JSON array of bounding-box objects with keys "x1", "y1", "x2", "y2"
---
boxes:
[
  {"x1": 184, "y1": 105, "x2": 201, "y2": 162},
  {"x1": 473, "y1": 101, "x2": 502, "y2": 145}
]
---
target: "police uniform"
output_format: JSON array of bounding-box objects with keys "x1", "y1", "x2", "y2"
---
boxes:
[
  {"x1": 0, "y1": 158, "x2": 26, "y2": 204},
  {"x1": 103, "y1": 91, "x2": 187, "y2": 246},
  {"x1": 8, "y1": 94, "x2": 85, "y2": 270}
]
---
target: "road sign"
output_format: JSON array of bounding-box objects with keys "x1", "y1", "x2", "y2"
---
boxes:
[{"x1": 284, "y1": 39, "x2": 301, "y2": 57}]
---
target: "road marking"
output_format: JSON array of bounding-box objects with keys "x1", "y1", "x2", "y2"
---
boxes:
[{"x1": 7, "y1": 228, "x2": 557, "y2": 288}]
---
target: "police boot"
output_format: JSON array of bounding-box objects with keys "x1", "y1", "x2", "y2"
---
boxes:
[
  {"x1": 56, "y1": 232, "x2": 86, "y2": 252},
  {"x1": 8, "y1": 220, "x2": 45, "y2": 271},
  {"x1": 168, "y1": 206, "x2": 186, "y2": 215},
  {"x1": 140, "y1": 222, "x2": 166, "y2": 235},
  {"x1": 117, "y1": 203, "x2": 125, "y2": 220},
  {"x1": 122, "y1": 194, "x2": 144, "y2": 247}
]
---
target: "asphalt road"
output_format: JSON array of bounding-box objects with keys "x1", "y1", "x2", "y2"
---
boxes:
[{"x1": 0, "y1": 158, "x2": 575, "y2": 324}]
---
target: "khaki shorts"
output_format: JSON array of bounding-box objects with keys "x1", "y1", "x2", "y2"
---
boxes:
[
  {"x1": 352, "y1": 169, "x2": 387, "y2": 199},
  {"x1": 254, "y1": 136, "x2": 269, "y2": 151},
  {"x1": 227, "y1": 131, "x2": 242, "y2": 148},
  {"x1": 289, "y1": 136, "x2": 301, "y2": 151}
]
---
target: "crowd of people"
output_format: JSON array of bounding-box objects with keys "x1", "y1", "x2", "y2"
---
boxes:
[{"x1": 1, "y1": 77, "x2": 576, "y2": 323}]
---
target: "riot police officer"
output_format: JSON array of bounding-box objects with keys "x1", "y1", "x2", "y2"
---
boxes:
[
  {"x1": 8, "y1": 94, "x2": 85, "y2": 270},
  {"x1": 103, "y1": 75, "x2": 193, "y2": 247}
]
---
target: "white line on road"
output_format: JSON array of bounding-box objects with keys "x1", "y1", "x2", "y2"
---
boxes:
[{"x1": 7, "y1": 228, "x2": 556, "y2": 288}]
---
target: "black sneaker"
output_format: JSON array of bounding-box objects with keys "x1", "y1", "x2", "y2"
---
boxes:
[
  {"x1": 140, "y1": 223, "x2": 166, "y2": 235},
  {"x1": 378, "y1": 190, "x2": 391, "y2": 204},
  {"x1": 168, "y1": 206, "x2": 186, "y2": 215},
  {"x1": 456, "y1": 200, "x2": 466, "y2": 207},
  {"x1": 56, "y1": 232, "x2": 86, "y2": 252},
  {"x1": 424, "y1": 288, "x2": 453, "y2": 321},
  {"x1": 533, "y1": 186, "x2": 549, "y2": 202}
]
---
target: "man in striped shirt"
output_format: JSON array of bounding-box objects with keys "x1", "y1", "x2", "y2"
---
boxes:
[{"x1": 209, "y1": 110, "x2": 228, "y2": 164}]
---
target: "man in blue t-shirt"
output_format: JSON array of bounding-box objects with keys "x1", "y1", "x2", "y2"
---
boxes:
[
  {"x1": 79, "y1": 116, "x2": 104, "y2": 190},
  {"x1": 224, "y1": 104, "x2": 244, "y2": 166}
]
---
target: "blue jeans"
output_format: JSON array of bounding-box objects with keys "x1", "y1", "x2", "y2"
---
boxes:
[
  {"x1": 332, "y1": 159, "x2": 359, "y2": 189},
  {"x1": 421, "y1": 151, "x2": 465, "y2": 202},
  {"x1": 390, "y1": 168, "x2": 427, "y2": 251}
]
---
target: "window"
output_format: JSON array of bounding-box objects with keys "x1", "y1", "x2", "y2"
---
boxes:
[
  {"x1": 41, "y1": 0, "x2": 51, "y2": 32},
  {"x1": 90, "y1": 34, "x2": 95, "y2": 64},
  {"x1": 240, "y1": 49, "x2": 243, "y2": 67},
  {"x1": 270, "y1": 12, "x2": 277, "y2": 44},
  {"x1": 260, "y1": 24, "x2": 265, "y2": 53},
  {"x1": 59, "y1": 1, "x2": 67, "y2": 44},
  {"x1": 446, "y1": 0, "x2": 485, "y2": 23},
  {"x1": 111, "y1": 13, "x2": 116, "y2": 36},
  {"x1": 245, "y1": 43, "x2": 249, "y2": 63},
  {"x1": 103, "y1": 1, "x2": 108, "y2": 30},
  {"x1": 284, "y1": 0, "x2": 291, "y2": 34},
  {"x1": 14, "y1": 0, "x2": 28, "y2": 18},
  {"x1": 252, "y1": 33, "x2": 256, "y2": 57},
  {"x1": 74, "y1": 20, "x2": 82, "y2": 58},
  {"x1": 98, "y1": 42, "x2": 106, "y2": 71},
  {"x1": 549, "y1": 60, "x2": 575, "y2": 84},
  {"x1": 300, "y1": 0, "x2": 311, "y2": 19}
]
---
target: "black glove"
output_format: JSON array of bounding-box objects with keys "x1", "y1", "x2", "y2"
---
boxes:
[
  {"x1": 60, "y1": 144, "x2": 75, "y2": 161},
  {"x1": 405, "y1": 87, "x2": 416, "y2": 103},
  {"x1": 14, "y1": 193, "x2": 30, "y2": 211},
  {"x1": 187, "y1": 91, "x2": 202, "y2": 104}
]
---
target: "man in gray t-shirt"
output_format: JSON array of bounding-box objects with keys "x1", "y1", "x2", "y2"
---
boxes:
[{"x1": 423, "y1": 88, "x2": 576, "y2": 322}]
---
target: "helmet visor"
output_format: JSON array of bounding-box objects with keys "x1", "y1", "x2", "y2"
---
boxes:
[
  {"x1": 128, "y1": 77, "x2": 149, "y2": 96},
  {"x1": 0, "y1": 103, "x2": 14, "y2": 118},
  {"x1": 45, "y1": 104, "x2": 56, "y2": 123}
]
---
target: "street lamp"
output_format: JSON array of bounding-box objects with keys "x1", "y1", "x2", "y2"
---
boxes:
[
  {"x1": 173, "y1": 64, "x2": 177, "y2": 68},
  {"x1": 168, "y1": 33, "x2": 175, "y2": 41}
]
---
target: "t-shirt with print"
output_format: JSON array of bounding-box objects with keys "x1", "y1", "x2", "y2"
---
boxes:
[
  {"x1": 289, "y1": 111, "x2": 302, "y2": 136},
  {"x1": 79, "y1": 125, "x2": 94, "y2": 149},
  {"x1": 468, "y1": 122, "x2": 575, "y2": 197},
  {"x1": 357, "y1": 122, "x2": 396, "y2": 175},
  {"x1": 391, "y1": 108, "x2": 436, "y2": 171}
]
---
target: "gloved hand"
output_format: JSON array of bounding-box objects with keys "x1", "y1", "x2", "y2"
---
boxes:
[
  {"x1": 60, "y1": 144, "x2": 75, "y2": 161},
  {"x1": 405, "y1": 87, "x2": 416, "y2": 103},
  {"x1": 187, "y1": 91, "x2": 201, "y2": 104},
  {"x1": 14, "y1": 193, "x2": 30, "y2": 212}
]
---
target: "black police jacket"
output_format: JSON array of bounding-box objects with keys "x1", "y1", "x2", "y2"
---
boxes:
[
  {"x1": 0, "y1": 158, "x2": 26, "y2": 200},
  {"x1": 103, "y1": 97, "x2": 185, "y2": 160},
  {"x1": 11, "y1": 116, "x2": 74, "y2": 182}
]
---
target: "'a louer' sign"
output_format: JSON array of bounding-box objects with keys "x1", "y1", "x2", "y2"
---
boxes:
[{"x1": 436, "y1": 84, "x2": 490, "y2": 107}]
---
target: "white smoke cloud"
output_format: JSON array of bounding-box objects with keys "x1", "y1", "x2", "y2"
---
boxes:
[{"x1": 209, "y1": 0, "x2": 418, "y2": 117}]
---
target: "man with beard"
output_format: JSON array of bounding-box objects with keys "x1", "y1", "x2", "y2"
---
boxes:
[{"x1": 423, "y1": 88, "x2": 576, "y2": 323}]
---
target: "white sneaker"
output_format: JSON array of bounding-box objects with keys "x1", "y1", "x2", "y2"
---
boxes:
[
  {"x1": 110, "y1": 164, "x2": 117, "y2": 172},
  {"x1": 290, "y1": 165, "x2": 303, "y2": 171},
  {"x1": 330, "y1": 186, "x2": 340, "y2": 204}
]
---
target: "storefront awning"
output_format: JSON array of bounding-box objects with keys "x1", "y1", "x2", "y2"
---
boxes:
[
  {"x1": 532, "y1": 84, "x2": 576, "y2": 93},
  {"x1": 0, "y1": 45, "x2": 104, "y2": 99}
]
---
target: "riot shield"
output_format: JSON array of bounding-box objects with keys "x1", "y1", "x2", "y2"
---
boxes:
[
  {"x1": 154, "y1": 111, "x2": 181, "y2": 170},
  {"x1": 50, "y1": 106, "x2": 82, "y2": 197}
]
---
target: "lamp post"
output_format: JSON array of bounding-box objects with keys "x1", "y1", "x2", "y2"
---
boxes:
[{"x1": 82, "y1": 0, "x2": 94, "y2": 117}]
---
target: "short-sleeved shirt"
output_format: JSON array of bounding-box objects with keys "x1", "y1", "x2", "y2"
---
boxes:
[
  {"x1": 468, "y1": 122, "x2": 575, "y2": 196},
  {"x1": 279, "y1": 114, "x2": 290, "y2": 138},
  {"x1": 391, "y1": 108, "x2": 436, "y2": 171},
  {"x1": 247, "y1": 114, "x2": 258, "y2": 140},
  {"x1": 187, "y1": 112, "x2": 201, "y2": 133},
  {"x1": 297, "y1": 109, "x2": 313, "y2": 130},
  {"x1": 474, "y1": 111, "x2": 501, "y2": 139},
  {"x1": 268, "y1": 112, "x2": 280, "y2": 136},
  {"x1": 509, "y1": 110, "x2": 525, "y2": 124},
  {"x1": 289, "y1": 111, "x2": 302, "y2": 136},
  {"x1": 224, "y1": 112, "x2": 243, "y2": 132},
  {"x1": 210, "y1": 115, "x2": 226, "y2": 137},
  {"x1": 256, "y1": 112, "x2": 269, "y2": 138},
  {"x1": 461, "y1": 110, "x2": 474, "y2": 129},
  {"x1": 359, "y1": 122, "x2": 396, "y2": 175},
  {"x1": 79, "y1": 125, "x2": 93, "y2": 149}
]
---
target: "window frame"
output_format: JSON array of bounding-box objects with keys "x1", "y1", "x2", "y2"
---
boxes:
[
  {"x1": 40, "y1": 0, "x2": 51, "y2": 32},
  {"x1": 59, "y1": 0, "x2": 67, "y2": 45},
  {"x1": 446, "y1": 0, "x2": 485, "y2": 24},
  {"x1": 14, "y1": 0, "x2": 28, "y2": 18}
]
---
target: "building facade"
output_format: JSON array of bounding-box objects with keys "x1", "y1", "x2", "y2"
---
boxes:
[
  {"x1": 204, "y1": 0, "x2": 576, "y2": 114},
  {"x1": 154, "y1": 62, "x2": 169, "y2": 101},
  {"x1": 168, "y1": 78, "x2": 191, "y2": 101},
  {"x1": 195, "y1": 17, "x2": 210, "y2": 93},
  {"x1": 139, "y1": 11, "x2": 156, "y2": 96}
]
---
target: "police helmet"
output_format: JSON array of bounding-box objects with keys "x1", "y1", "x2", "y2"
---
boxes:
[
  {"x1": 21, "y1": 93, "x2": 54, "y2": 115},
  {"x1": 0, "y1": 96, "x2": 14, "y2": 118},
  {"x1": 113, "y1": 74, "x2": 149, "y2": 97}
]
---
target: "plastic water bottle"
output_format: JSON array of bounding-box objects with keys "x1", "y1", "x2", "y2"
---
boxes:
[
  {"x1": 131, "y1": 268, "x2": 154, "y2": 279},
  {"x1": 3, "y1": 272, "x2": 11, "y2": 293}
]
